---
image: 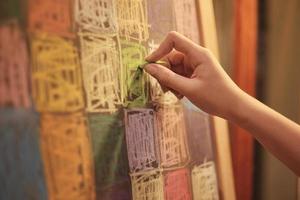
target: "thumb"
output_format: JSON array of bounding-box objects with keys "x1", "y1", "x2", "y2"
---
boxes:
[{"x1": 144, "y1": 63, "x2": 193, "y2": 96}]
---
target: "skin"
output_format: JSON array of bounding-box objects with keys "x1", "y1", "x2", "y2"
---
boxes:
[{"x1": 144, "y1": 31, "x2": 300, "y2": 176}]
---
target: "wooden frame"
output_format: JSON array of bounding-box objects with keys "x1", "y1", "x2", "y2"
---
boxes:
[{"x1": 196, "y1": 1, "x2": 236, "y2": 200}]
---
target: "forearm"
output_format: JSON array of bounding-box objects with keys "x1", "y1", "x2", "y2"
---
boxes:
[{"x1": 229, "y1": 90, "x2": 300, "y2": 175}]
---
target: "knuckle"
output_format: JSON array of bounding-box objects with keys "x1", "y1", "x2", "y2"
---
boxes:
[
  {"x1": 168, "y1": 31, "x2": 179, "y2": 39},
  {"x1": 201, "y1": 48, "x2": 213, "y2": 59}
]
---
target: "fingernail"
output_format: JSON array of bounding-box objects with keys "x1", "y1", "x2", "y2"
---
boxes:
[{"x1": 144, "y1": 64, "x2": 157, "y2": 75}]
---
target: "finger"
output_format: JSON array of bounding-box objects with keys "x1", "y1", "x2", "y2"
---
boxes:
[
  {"x1": 165, "y1": 50, "x2": 193, "y2": 77},
  {"x1": 144, "y1": 63, "x2": 194, "y2": 97},
  {"x1": 145, "y1": 31, "x2": 199, "y2": 62},
  {"x1": 165, "y1": 50, "x2": 185, "y2": 66}
]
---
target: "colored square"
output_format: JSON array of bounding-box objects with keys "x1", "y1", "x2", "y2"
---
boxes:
[
  {"x1": 149, "y1": 75, "x2": 178, "y2": 105},
  {"x1": 147, "y1": 0, "x2": 176, "y2": 43},
  {"x1": 124, "y1": 108, "x2": 159, "y2": 173},
  {"x1": 183, "y1": 104, "x2": 214, "y2": 164},
  {"x1": 164, "y1": 168, "x2": 192, "y2": 200},
  {"x1": 191, "y1": 161, "x2": 219, "y2": 200},
  {"x1": 75, "y1": 0, "x2": 118, "y2": 33},
  {"x1": 121, "y1": 40, "x2": 149, "y2": 107},
  {"x1": 117, "y1": 0, "x2": 149, "y2": 42},
  {"x1": 88, "y1": 113, "x2": 131, "y2": 198},
  {"x1": 0, "y1": 21, "x2": 31, "y2": 108},
  {"x1": 131, "y1": 169, "x2": 164, "y2": 200},
  {"x1": 173, "y1": 0, "x2": 200, "y2": 43},
  {"x1": 79, "y1": 31, "x2": 122, "y2": 113},
  {"x1": 40, "y1": 112, "x2": 95, "y2": 200},
  {"x1": 155, "y1": 105, "x2": 189, "y2": 168},
  {"x1": 30, "y1": 33, "x2": 84, "y2": 112},
  {"x1": 0, "y1": 109, "x2": 47, "y2": 200},
  {"x1": 28, "y1": 0, "x2": 73, "y2": 37}
]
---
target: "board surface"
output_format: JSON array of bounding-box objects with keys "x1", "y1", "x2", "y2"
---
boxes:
[{"x1": 0, "y1": 0, "x2": 221, "y2": 199}]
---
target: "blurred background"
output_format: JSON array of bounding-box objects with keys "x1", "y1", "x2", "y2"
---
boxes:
[{"x1": 214, "y1": 0, "x2": 300, "y2": 199}]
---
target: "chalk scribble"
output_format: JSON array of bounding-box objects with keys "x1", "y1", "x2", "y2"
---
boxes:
[
  {"x1": 30, "y1": 33, "x2": 84, "y2": 112},
  {"x1": 79, "y1": 31, "x2": 122, "y2": 113},
  {"x1": 174, "y1": 0, "x2": 200, "y2": 43},
  {"x1": 28, "y1": 0, "x2": 73, "y2": 37},
  {"x1": 75, "y1": 0, "x2": 118, "y2": 33},
  {"x1": 164, "y1": 168, "x2": 192, "y2": 200},
  {"x1": 0, "y1": 22, "x2": 31, "y2": 108},
  {"x1": 131, "y1": 169, "x2": 164, "y2": 200},
  {"x1": 121, "y1": 40, "x2": 149, "y2": 107},
  {"x1": 155, "y1": 105, "x2": 189, "y2": 168},
  {"x1": 117, "y1": 0, "x2": 149, "y2": 42},
  {"x1": 191, "y1": 161, "x2": 219, "y2": 200},
  {"x1": 40, "y1": 112, "x2": 95, "y2": 200},
  {"x1": 124, "y1": 108, "x2": 159, "y2": 172}
]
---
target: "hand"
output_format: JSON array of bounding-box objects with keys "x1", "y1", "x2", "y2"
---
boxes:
[{"x1": 145, "y1": 31, "x2": 243, "y2": 119}]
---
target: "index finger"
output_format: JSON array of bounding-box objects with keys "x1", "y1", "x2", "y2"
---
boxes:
[{"x1": 145, "y1": 31, "x2": 199, "y2": 62}]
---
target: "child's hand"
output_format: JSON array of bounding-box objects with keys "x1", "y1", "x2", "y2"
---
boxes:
[{"x1": 145, "y1": 31, "x2": 242, "y2": 119}]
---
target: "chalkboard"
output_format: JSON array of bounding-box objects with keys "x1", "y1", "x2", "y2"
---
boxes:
[{"x1": 0, "y1": 0, "x2": 220, "y2": 199}]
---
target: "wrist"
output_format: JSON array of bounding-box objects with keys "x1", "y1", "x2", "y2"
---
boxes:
[{"x1": 226, "y1": 87, "x2": 251, "y2": 126}]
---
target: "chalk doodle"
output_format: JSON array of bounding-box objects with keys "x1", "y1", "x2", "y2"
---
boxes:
[
  {"x1": 148, "y1": 39, "x2": 159, "y2": 54},
  {"x1": 121, "y1": 40, "x2": 149, "y2": 107},
  {"x1": 147, "y1": 0, "x2": 176, "y2": 41},
  {"x1": 28, "y1": 0, "x2": 73, "y2": 37},
  {"x1": 30, "y1": 33, "x2": 84, "y2": 112},
  {"x1": 0, "y1": 21, "x2": 31, "y2": 108},
  {"x1": 40, "y1": 112, "x2": 95, "y2": 200},
  {"x1": 124, "y1": 109, "x2": 159, "y2": 173},
  {"x1": 164, "y1": 168, "x2": 192, "y2": 200},
  {"x1": 79, "y1": 31, "x2": 122, "y2": 113},
  {"x1": 131, "y1": 169, "x2": 164, "y2": 200},
  {"x1": 117, "y1": 0, "x2": 149, "y2": 42},
  {"x1": 174, "y1": 0, "x2": 200, "y2": 44},
  {"x1": 149, "y1": 76, "x2": 178, "y2": 105},
  {"x1": 191, "y1": 161, "x2": 219, "y2": 200},
  {"x1": 75, "y1": 0, "x2": 118, "y2": 33},
  {"x1": 155, "y1": 105, "x2": 189, "y2": 168}
]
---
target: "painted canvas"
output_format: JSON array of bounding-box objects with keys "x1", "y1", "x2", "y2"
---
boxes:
[{"x1": 0, "y1": 0, "x2": 219, "y2": 199}]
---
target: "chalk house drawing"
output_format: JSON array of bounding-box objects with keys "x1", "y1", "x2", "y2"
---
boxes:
[
  {"x1": 79, "y1": 31, "x2": 122, "y2": 113},
  {"x1": 124, "y1": 108, "x2": 159, "y2": 173},
  {"x1": 30, "y1": 34, "x2": 84, "y2": 112}
]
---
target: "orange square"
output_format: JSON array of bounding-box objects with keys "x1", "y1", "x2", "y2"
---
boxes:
[
  {"x1": 40, "y1": 112, "x2": 95, "y2": 200},
  {"x1": 28, "y1": 0, "x2": 74, "y2": 37}
]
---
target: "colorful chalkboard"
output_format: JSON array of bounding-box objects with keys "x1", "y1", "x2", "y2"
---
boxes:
[{"x1": 0, "y1": 0, "x2": 220, "y2": 199}]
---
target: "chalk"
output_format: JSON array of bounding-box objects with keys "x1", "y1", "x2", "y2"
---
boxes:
[
  {"x1": 137, "y1": 60, "x2": 170, "y2": 93},
  {"x1": 138, "y1": 60, "x2": 169, "y2": 70}
]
